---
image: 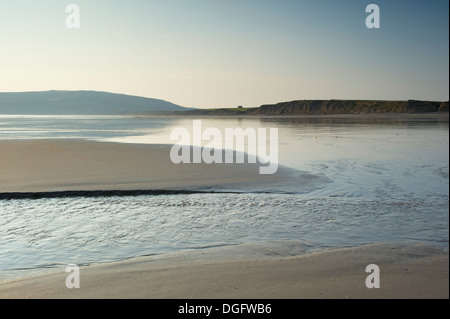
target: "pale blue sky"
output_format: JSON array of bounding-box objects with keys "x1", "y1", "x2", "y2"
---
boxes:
[{"x1": 0, "y1": 0, "x2": 448, "y2": 108}]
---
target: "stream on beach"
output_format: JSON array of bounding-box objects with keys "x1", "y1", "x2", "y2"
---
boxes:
[{"x1": 0, "y1": 115, "x2": 448, "y2": 280}]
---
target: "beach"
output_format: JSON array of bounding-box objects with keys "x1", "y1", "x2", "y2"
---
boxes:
[
  {"x1": 0, "y1": 139, "x2": 289, "y2": 194},
  {"x1": 0, "y1": 137, "x2": 448, "y2": 299},
  {"x1": 1, "y1": 0, "x2": 449, "y2": 302},
  {"x1": 0, "y1": 242, "x2": 447, "y2": 299}
]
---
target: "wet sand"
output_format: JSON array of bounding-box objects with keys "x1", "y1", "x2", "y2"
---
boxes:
[
  {"x1": 0, "y1": 242, "x2": 447, "y2": 299},
  {"x1": 0, "y1": 139, "x2": 292, "y2": 194}
]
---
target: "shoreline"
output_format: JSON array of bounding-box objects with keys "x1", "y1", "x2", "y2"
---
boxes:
[
  {"x1": 1, "y1": 112, "x2": 447, "y2": 120},
  {"x1": 0, "y1": 189, "x2": 234, "y2": 200},
  {"x1": 0, "y1": 241, "x2": 447, "y2": 299},
  {"x1": 134, "y1": 112, "x2": 449, "y2": 120}
]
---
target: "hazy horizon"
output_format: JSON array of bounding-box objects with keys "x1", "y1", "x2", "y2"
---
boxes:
[
  {"x1": 1, "y1": 0, "x2": 448, "y2": 109},
  {"x1": 3, "y1": 92, "x2": 446, "y2": 110}
]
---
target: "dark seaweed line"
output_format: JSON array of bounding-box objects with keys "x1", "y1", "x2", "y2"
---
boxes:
[{"x1": 0, "y1": 189, "x2": 244, "y2": 200}]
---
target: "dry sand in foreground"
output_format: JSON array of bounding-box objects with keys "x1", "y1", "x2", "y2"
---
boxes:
[{"x1": 0, "y1": 242, "x2": 447, "y2": 299}]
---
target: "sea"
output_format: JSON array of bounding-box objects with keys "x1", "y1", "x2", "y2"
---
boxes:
[{"x1": 0, "y1": 114, "x2": 448, "y2": 280}]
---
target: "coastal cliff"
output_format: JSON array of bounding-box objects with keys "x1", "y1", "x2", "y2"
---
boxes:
[
  {"x1": 185, "y1": 100, "x2": 449, "y2": 116},
  {"x1": 255, "y1": 100, "x2": 447, "y2": 115}
]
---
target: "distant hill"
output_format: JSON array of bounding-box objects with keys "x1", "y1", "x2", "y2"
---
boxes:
[
  {"x1": 185, "y1": 100, "x2": 449, "y2": 116},
  {"x1": 0, "y1": 91, "x2": 189, "y2": 115}
]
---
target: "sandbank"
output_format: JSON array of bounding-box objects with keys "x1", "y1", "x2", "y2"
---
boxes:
[{"x1": 0, "y1": 139, "x2": 317, "y2": 195}]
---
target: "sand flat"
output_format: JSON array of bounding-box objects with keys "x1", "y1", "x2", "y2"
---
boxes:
[
  {"x1": 0, "y1": 243, "x2": 447, "y2": 299},
  {"x1": 0, "y1": 139, "x2": 288, "y2": 194}
]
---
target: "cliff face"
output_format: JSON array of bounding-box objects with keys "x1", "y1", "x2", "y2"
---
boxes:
[
  {"x1": 184, "y1": 100, "x2": 449, "y2": 116},
  {"x1": 438, "y1": 102, "x2": 449, "y2": 112},
  {"x1": 250, "y1": 100, "x2": 448, "y2": 115}
]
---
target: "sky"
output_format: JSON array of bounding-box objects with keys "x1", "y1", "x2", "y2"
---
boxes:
[{"x1": 0, "y1": 0, "x2": 448, "y2": 108}]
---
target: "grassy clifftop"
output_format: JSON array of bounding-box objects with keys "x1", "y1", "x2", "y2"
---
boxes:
[
  {"x1": 186, "y1": 100, "x2": 449, "y2": 116},
  {"x1": 255, "y1": 100, "x2": 448, "y2": 115}
]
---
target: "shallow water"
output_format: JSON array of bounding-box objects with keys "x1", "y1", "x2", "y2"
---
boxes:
[
  {"x1": 0, "y1": 191, "x2": 448, "y2": 274},
  {"x1": 0, "y1": 114, "x2": 448, "y2": 279}
]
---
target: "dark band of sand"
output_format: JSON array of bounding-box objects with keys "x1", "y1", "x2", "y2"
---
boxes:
[{"x1": 0, "y1": 242, "x2": 447, "y2": 299}]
